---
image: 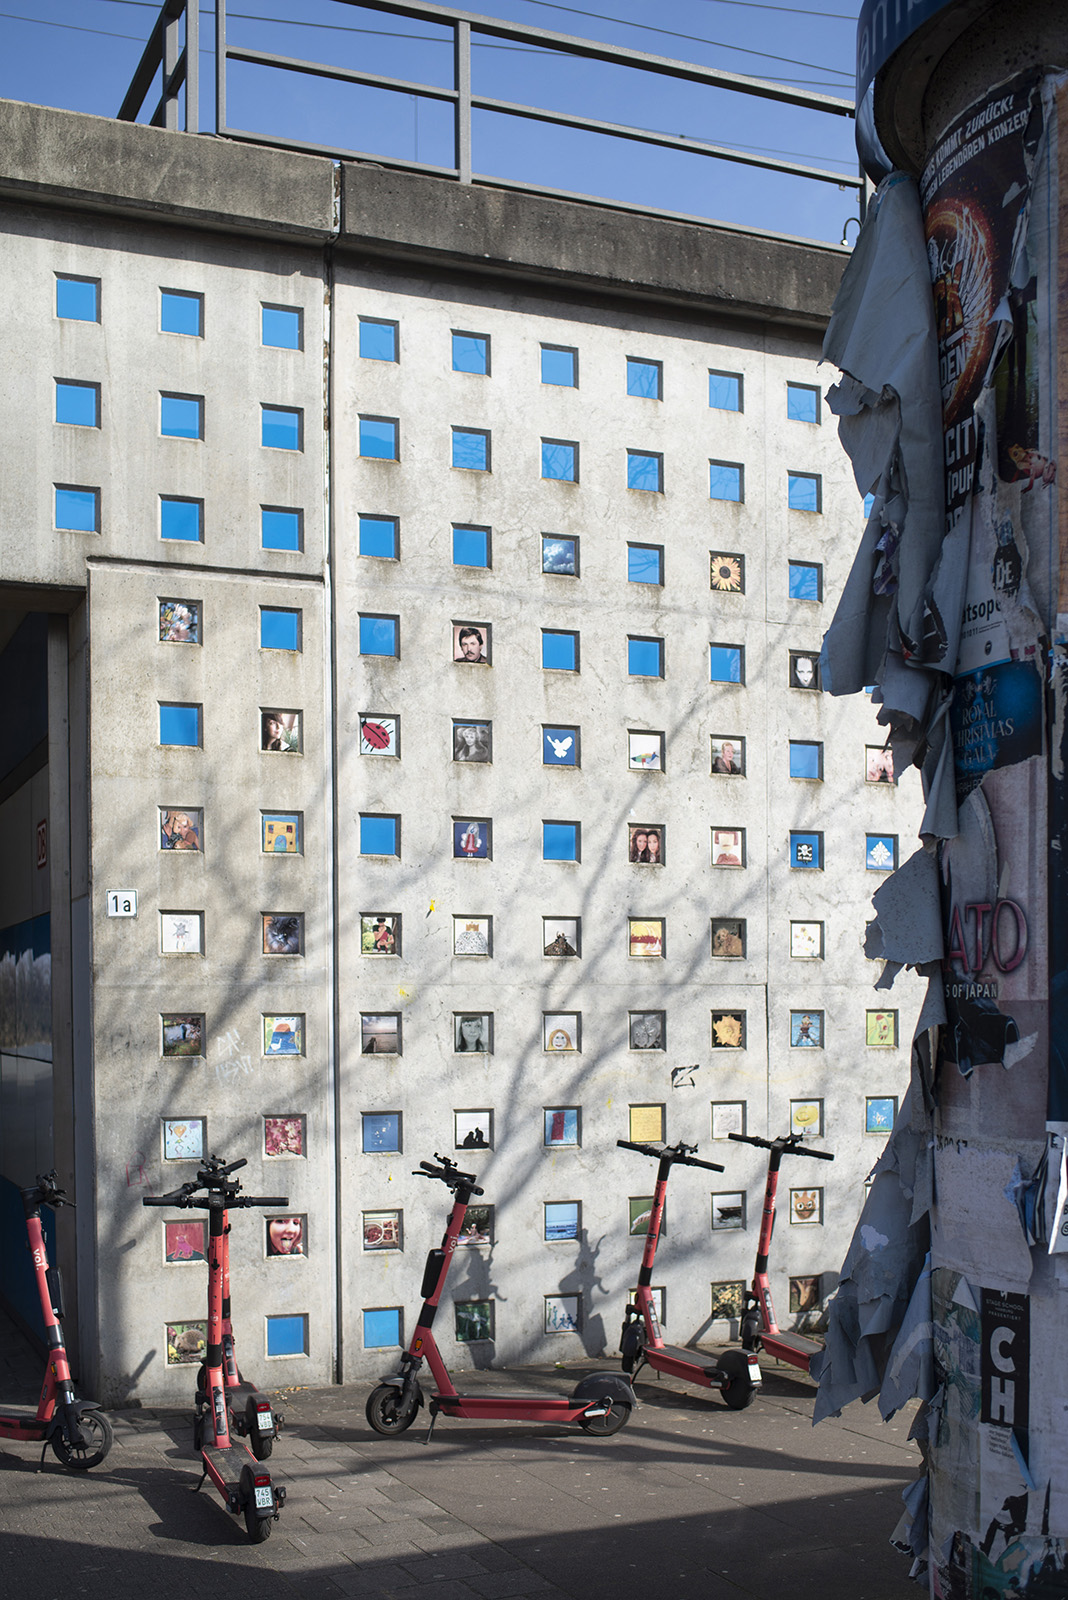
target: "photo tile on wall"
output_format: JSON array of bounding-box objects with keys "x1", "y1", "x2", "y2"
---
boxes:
[
  {"x1": 712, "y1": 828, "x2": 745, "y2": 867},
  {"x1": 629, "y1": 1196, "x2": 658, "y2": 1237},
  {"x1": 711, "y1": 1011, "x2": 745, "y2": 1049},
  {"x1": 543, "y1": 725, "x2": 579, "y2": 766},
  {"x1": 160, "y1": 807, "x2": 201, "y2": 851},
  {"x1": 161, "y1": 1014, "x2": 203, "y2": 1057},
  {"x1": 628, "y1": 824, "x2": 663, "y2": 864},
  {"x1": 628, "y1": 730, "x2": 663, "y2": 771},
  {"x1": 866, "y1": 1095, "x2": 898, "y2": 1134},
  {"x1": 711, "y1": 1101, "x2": 746, "y2": 1140},
  {"x1": 362, "y1": 1112, "x2": 401, "y2": 1153},
  {"x1": 262, "y1": 812, "x2": 302, "y2": 854},
  {"x1": 455, "y1": 1109, "x2": 492, "y2": 1149},
  {"x1": 264, "y1": 1014, "x2": 304, "y2": 1055},
  {"x1": 790, "y1": 1275, "x2": 821, "y2": 1314},
  {"x1": 454, "y1": 818, "x2": 490, "y2": 858},
  {"x1": 790, "y1": 1010, "x2": 823, "y2": 1048},
  {"x1": 710, "y1": 735, "x2": 744, "y2": 775},
  {"x1": 866, "y1": 833, "x2": 897, "y2": 871},
  {"x1": 544, "y1": 1107, "x2": 580, "y2": 1147},
  {"x1": 629, "y1": 1011, "x2": 664, "y2": 1050},
  {"x1": 455, "y1": 1301, "x2": 494, "y2": 1342},
  {"x1": 544, "y1": 1295, "x2": 581, "y2": 1335},
  {"x1": 159, "y1": 598, "x2": 200, "y2": 644},
  {"x1": 266, "y1": 1214, "x2": 306, "y2": 1257},
  {"x1": 789, "y1": 650, "x2": 820, "y2": 690},
  {"x1": 629, "y1": 1103, "x2": 664, "y2": 1142},
  {"x1": 790, "y1": 832, "x2": 822, "y2": 870},
  {"x1": 165, "y1": 1219, "x2": 207, "y2": 1263},
  {"x1": 711, "y1": 918, "x2": 746, "y2": 958},
  {"x1": 166, "y1": 1320, "x2": 207, "y2": 1365},
  {"x1": 543, "y1": 917, "x2": 579, "y2": 956},
  {"x1": 866, "y1": 1009, "x2": 898, "y2": 1047},
  {"x1": 160, "y1": 911, "x2": 202, "y2": 954},
  {"x1": 711, "y1": 1192, "x2": 745, "y2": 1231},
  {"x1": 544, "y1": 1201, "x2": 580, "y2": 1241},
  {"x1": 360, "y1": 714, "x2": 399, "y2": 757},
  {"x1": 261, "y1": 708, "x2": 302, "y2": 754},
  {"x1": 458, "y1": 1205, "x2": 492, "y2": 1246},
  {"x1": 361, "y1": 1013, "x2": 400, "y2": 1055},
  {"x1": 790, "y1": 1098, "x2": 824, "y2": 1137},
  {"x1": 866, "y1": 745, "x2": 895, "y2": 783},
  {"x1": 454, "y1": 1013, "x2": 492, "y2": 1054},
  {"x1": 790, "y1": 920, "x2": 823, "y2": 959},
  {"x1": 360, "y1": 914, "x2": 398, "y2": 956},
  {"x1": 544, "y1": 1013, "x2": 579, "y2": 1052},
  {"x1": 163, "y1": 1117, "x2": 205, "y2": 1161},
  {"x1": 362, "y1": 1210, "x2": 402, "y2": 1251},
  {"x1": 264, "y1": 913, "x2": 303, "y2": 955},
  {"x1": 453, "y1": 720, "x2": 491, "y2": 762},
  {"x1": 710, "y1": 1281, "x2": 745, "y2": 1321},
  {"x1": 709, "y1": 552, "x2": 745, "y2": 593},
  {"x1": 264, "y1": 1114, "x2": 305, "y2": 1158},
  {"x1": 790, "y1": 1187, "x2": 823, "y2": 1225},
  {"x1": 542, "y1": 534, "x2": 578, "y2": 575},
  {"x1": 453, "y1": 623, "x2": 491, "y2": 665},
  {"x1": 454, "y1": 915, "x2": 491, "y2": 956},
  {"x1": 629, "y1": 918, "x2": 663, "y2": 959}
]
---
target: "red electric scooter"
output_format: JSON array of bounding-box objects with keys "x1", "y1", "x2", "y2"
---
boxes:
[
  {"x1": 617, "y1": 1139, "x2": 761, "y2": 1408},
  {"x1": 366, "y1": 1155, "x2": 636, "y2": 1439},
  {"x1": 144, "y1": 1155, "x2": 288, "y2": 1541},
  {"x1": 729, "y1": 1130, "x2": 835, "y2": 1374},
  {"x1": 0, "y1": 1171, "x2": 112, "y2": 1468}
]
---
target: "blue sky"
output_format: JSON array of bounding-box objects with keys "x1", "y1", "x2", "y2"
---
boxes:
[{"x1": 0, "y1": 0, "x2": 865, "y2": 242}]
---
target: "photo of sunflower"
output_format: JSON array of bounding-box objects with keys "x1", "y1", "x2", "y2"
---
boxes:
[{"x1": 710, "y1": 553, "x2": 744, "y2": 592}]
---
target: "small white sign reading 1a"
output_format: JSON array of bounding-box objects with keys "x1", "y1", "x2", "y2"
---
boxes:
[{"x1": 106, "y1": 890, "x2": 138, "y2": 918}]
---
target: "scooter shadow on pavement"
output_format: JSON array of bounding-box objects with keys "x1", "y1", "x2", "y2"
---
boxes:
[{"x1": 95, "y1": 1461, "x2": 268, "y2": 1546}]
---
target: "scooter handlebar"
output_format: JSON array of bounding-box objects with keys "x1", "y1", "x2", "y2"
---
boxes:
[
  {"x1": 414, "y1": 1157, "x2": 483, "y2": 1194},
  {"x1": 728, "y1": 1132, "x2": 834, "y2": 1160},
  {"x1": 143, "y1": 1187, "x2": 197, "y2": 1207},
  {"x1": 231, "y1": 1195, "x2": 291, "y2": 1208},
  {"x1": 616, "y1": 1139, "x2": 724, "y2": 1172}
]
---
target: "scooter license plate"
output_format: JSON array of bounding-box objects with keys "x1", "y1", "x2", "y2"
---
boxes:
[
  {"x1": 255, "y1": 1409, "x2": 274, "y2": 1431},
  {"x1": 253, "y1": 1485, "x2": 274, "y2": 1511}
]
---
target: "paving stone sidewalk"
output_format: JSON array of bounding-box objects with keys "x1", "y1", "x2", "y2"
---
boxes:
[{"x1": 0, "y1": 1310, "x2": 917, "y2": 1600}]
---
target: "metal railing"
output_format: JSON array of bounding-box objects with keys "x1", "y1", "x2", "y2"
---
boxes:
[{"x1": 118, "y1": 0, "x2": 861, "y2": 209}]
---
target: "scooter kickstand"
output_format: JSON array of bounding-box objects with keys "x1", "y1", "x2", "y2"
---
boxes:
[
  {"x1": 192, "y1": 1465, "x2": 210, "y2": 1493},
  {"x1": 423, "y1": 1406, "x2": 440, "y2": 1446}
]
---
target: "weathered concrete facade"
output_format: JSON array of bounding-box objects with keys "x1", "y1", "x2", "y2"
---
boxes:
[{"x1": 0, "y1": 97, "x2": 923, "y2": 1400}]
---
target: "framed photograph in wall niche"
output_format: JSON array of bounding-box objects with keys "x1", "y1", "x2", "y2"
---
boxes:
[
  {"x1": 453, "y1": 721, "x2": 491, "y2": 763},
  {"x1": 457, "y1": 1205, "x2": 493, "y2": 1246},
  {"x1": 260, "y1": 708, "x2": 301, "y2": 753},
  {"x1": 628, "y1": 919, "x2": 663, "y2": 959},
  {"x1": 163, "y1": 1117, "x2": 205, "y2": 1161},
  {"x1": 454, "y1": 1013, "x2": 492, "y2": 1054},
  {"x1": 159, "y1": 808, "x2": 201, "y2": 851},
  {"x1": 544, "y1": 1108, "x2": 580, "y2": 1147},
  {"x1": 543, "y1": 917, "x2": 579, "y2": 957},
  {"x1": 628, "y1": 824, "x2": 663, "y2": 865},
  {"x1": 711, "y1": 1192, "x2": 746, "y2": 1231},
  {"x1": 711, "y1": 828, "x2": 745, "y2": 867},
  {"x1": 710, "y1": 1282, "x2": 745, "y2": 1322},
  {"x1": 455, "y1": 1110, "x2": 492, "y2": 1149},
  {"x1": 165, "y1": 1220, "x2": 207, "y2": 1263},
  {"x1": 544, "y1": 1201, "x2": 580, "y2": 1242},
  {"x1": 544, "y1": 1295, "x2": 581, "y2": 1335},
  {"x1": 711, "y1": 919, "x2": 746, "y2": 958},
  {"x1": 789, "y1": 651, "x2": 820, "y2": 690},
  {"x1": 453, "y1": 623, "x2": 491, "y2": 665},
  {"x1": 161, "y1": 1014, "x2": 203, "y2": 1057},
  {"x1": 866, "y1": 745, "x2": 895, "y2": 784},
  {"x1": 710, "y1": 1012, "x2": 745, "y2": 1049},
  {"x1": 454, "y1": 916, "x2": 492, "y2": 956},
  {"x1": 790, "y1": 1011, "x2": 823, "y2": 1048},
  {"x1": 359, "y1": 714, "x2": 399, "y2": 757},
  {"x1": 790, "y1": 1098, "x2": 823, "y2": 1137},
  {"x1": 360, "y1": 914, "x2": 398, "y2": 956},
  {"x1": 362, "y1": 1211, "x2": 402, "y2": 1251},
  {"x1": 866, "y1": 1009, "x2": 898, "y2": 1047},
  {"x1": 866, "y1": 1096, "x2": 898, "y2": 1134},
  {"x1": 790, "y1": 1275, "x2": 821, "y2": 1314},
  {"x1": 709, "y1": 552, "x2": 744, "y2": 593},
  {"x1": 711, "y1": 1101, "x2": 745, "y2": 1140},
  {"x1": 361, "y1": 1014, "x2": 400, "y2": 1055},
  {"x1": 262, "y1": 812, "x2": 302, "y2": 854},
  {"x1": 454, "y1": 819, "x2": 490, "y2": 859},
  {"x1": 166, "y1": 1320, "x2": 207, "y2": 1365},
  {"x1": 629, "y1": 1011, "x2": 665, "y2": 1051},
  {"x1": 710, "y1": 736, "x2": 744, "y2": 775},
  {"x1": 264, "y1": 1115, "x2": 305, "y2": 1159},
  {"x1": 629, "y1": 1196, "x2": 657, "y2": 1237},
  {"x1": 628, "y1": 730, "x2": 663, "y2": 771},
  {"x1": 160, "y1": 911, "x2": 202, "y2": 955},
  {"x1": 790, "y1": 1187, "x2": 823, "y2": 1225},
  {"x1": 790, "y1": 920, "x2": 823, "y2": 960},
  {"x1": 264, "y1": 1014, "x2": 304, "y2": 1056},
  {"x1": 159, "y1": 598, "x2": 200, "y2": 644},
  {"x1": 454, "y1": 1300, "x2": 494, "y2": 1342},
  {"x1": 542, "y1": 534, "x2": 578, "y2": 575},
  {"x1": 264, "y1": 914, "x2": 303, "y2": 956}
]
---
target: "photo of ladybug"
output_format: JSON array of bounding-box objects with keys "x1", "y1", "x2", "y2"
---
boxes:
[{"x1": 360, "y1": 715, "x2": 399, "y2": 757}]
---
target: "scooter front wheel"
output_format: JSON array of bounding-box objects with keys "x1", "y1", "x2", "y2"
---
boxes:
[
  {"x1": 366, "y1": 1384, "x2": 418, "y2": 1435},
  {"x1": 51, "y1": 1409, "x2": 114, "y2": 1469},
  {"x1": 244, "y1": 1501, "x2": 272, "y2": 1542},
  {"x1": 578, "y1": 1399, "x2": 632, "y2": 1436}
]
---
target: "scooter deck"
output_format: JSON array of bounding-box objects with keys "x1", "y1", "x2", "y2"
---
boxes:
[
  {"x1": 432, "y1": 1394, "x2": 591, "y2": 1419},
  {"x1": 0, "y1": 1407, "x2": 47, "y2": 1438},
  {"x1": 762, "y1": 1330, "x2": 819, "y2": 1361},
  {"x1": 644, "y1": 1344, "x2": 727, "y2": 1381}
]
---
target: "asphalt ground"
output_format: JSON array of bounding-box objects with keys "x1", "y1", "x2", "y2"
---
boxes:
[{"x1": 0, "y1": 1307, "x2": 919, "y2": 1600}]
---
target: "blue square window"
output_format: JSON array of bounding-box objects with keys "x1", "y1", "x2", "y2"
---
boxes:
[
  {"x1": 55, "y1": 381, "x2": 99, "y2": 427},
  {"x1": 709, "y1": 461, "x2": 743, "y2": 502},
  {"x1": 453, "y1": 332, "x2": 489, "y2": 374},
  {"x1": 627, "y1": 451, "x2": 662, "y2": 492},
  {"x1": 161, "y1": 393, "x2": 203, "y2": 440},
  {"x1": 359, "y1": 319, "x2": 397, "y2": 361},
  {"x1": 543, "y1": 726, "x2": 578, "y2": 766},
  {"x1": 866, "y1": 834, "x2": 897, "y2": 871},
  {"x1": 709, "y1": 644, "x2": 743, "y2": 684},
  {"x1": 159, "y1": 703, "x2": 201, "y2": 746},
  {"x1": 542, "y1": 630, "x2": 578, "y2": 671},
  {"x1": 626, "y1": 358, "x2": 661, "y2": 399},
  {"x1": 56, "y1": 276, "x2": 98, "y2": 322},
  {"x1": 263, "y1": 305, "x2": 303, "y2": 349},
  {"x1": 789, "y1": 741, "x2": 822, "y2": 780},
  {"x1": 628, "y1": 544, "x2": 663, "y2": 584},
  {"x1": 709, "y1": 371, "x2": 742, "y2": 411},
  {"x1": 788, "y1": 472, "x2": 821, "y2": 512},
  {"x1": 261, "y1": 507, "x2": 302, "y2": 551},
  {"x1": 359, "y1": 615, "x2": 398, "y2": 657},
  {"x1": 265, "y1": 1314, "x2": 307, "y2": 1358},
  {"x1": 541, "y1": 346, "x2": 577, "y2": 386},
  {"x1": 790, "y1": 831, "x2": 822, "y2": 869},
  {"x1": 542, "y1": 536, "x2": 577, "y2": 575},
  {"x1": 543, "y1": 821, "x2": 579, "y2": 861},
  {"x1": 363, "y1": 1307, "x2": 402, "y2": 1347},
  {"x1": 787, "y1": 383, "x2": 820, "y2": 423},
  {"x1": 542, "y1": 439, "x2": 577, "y2": 482},
  {"x1": 452, "y1": 429, "x2": 489, "y2": 471},
  {"x1": 261, "y1": 608, "x2": 301, "y2": 651},
  {"x1": 360, "y1": 815, "x2": 399, "y2": 856},
  {"x1": 161, "y1": 290, "x2": 202, "y2": 337},
  {"x1": 160, "y1": 497, "x2": 202, "y2": 543},
  {"x1": 262, "y1": 406, "x2": 302, "y2": 451},
  {"x1": 628, "y1": 637, "x2": 663, "y2": 678},
  {"x1": 788, "y1": 561, "x2": 822, "y2": 600},
  {"x1": 453, "y1": 525, "x2": 490, "y2": 567},
  {"x1": 362, "y1": 1113, "x2": 401, "y2": 1154},
  {"x1": 359, "y1": 516, "x2": 398, "y2": 559},
  {"x1": 55, "y1": 486, "x2": 98, "y2": 532}
]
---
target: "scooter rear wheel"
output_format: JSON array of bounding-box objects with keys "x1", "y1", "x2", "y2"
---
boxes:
[
  {"x1": 366, "y1": 1384, "x2": 418, "y2": 1435},
  {"x1": 718, "y1": 1349, "x2": 758, "y2": 1410},
  {"x1": 51, "y1": 1409, "x2": 114, "y2": 1469},
  {"x1": 578, "y1": 1399, "x2": 632, "y2": 1436},
  {"x1": 244, "y1": 1501, "x2": 273, "y2": 1542},
  {"x1": 250, "y1": 1431, "x2": 274, "y2": 1461}
]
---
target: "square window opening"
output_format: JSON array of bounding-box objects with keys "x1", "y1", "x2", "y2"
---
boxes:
[
  {"x1": 788, "y1": 472, "x2": 822, "y2": 512},
  {"x1": 541, "y1": 345, "x2": 577, "y2": 387},
  {"x1": 161, "y1": 393, "x2": 203, "y2": 441},
  {"x1": 55, "y1": 381, "x2": 99, "y2": 428},
  {"x1": 358, "y1": 515, "x2": 399, "y2": 559},
  {"x1": 261, "y1": 507, "x2": 303, "y2": 552},
  {"x1": 627, "y1": 451, "x2": 663, "y2": 492},
  {"x1": 542, "y1": 630, "x2": 578, "y2": 672},
  {"x1": 453, "y1": 525, "x2": 490, "y2": 568},
  {"x1": 542, "y1": 439, "x2": 578, "y2": 482},
  {"x1": 358, "y1": 318, "x2": 397, "y2": 361},
  {"x1": 55, "y1": 485, "x2": 99, "y2": 533},
  {"x1": 263, "y1": 305, "x2": 303, "y2": 350},
  {"x1": 260, "y1": 608, "x2": 301, "y2": 651},
  {"x1": 160, "y1": 497, "x2": 202, "y2": 543},
  {"x1": 709, "y1": 370, "x2": 742, "y2": 411},
  {"x1": 628, "y1": 636, "x2": 663, "y2": 678},
  {"x1": 452, "y1": 332, "x2": 489, "y2": 374},
  {"x1": 56, "y1": 275, "x2": 99, "y2": 322},
  {"x1": 709, "y1": 461, "x2": 743, "y2": 503},
  {"x1": 160, "y1": 290, "x2": 203, "y2": 337}
]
